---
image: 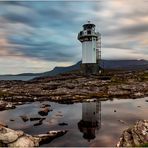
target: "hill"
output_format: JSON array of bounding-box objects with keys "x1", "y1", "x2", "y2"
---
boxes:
[
  {"x1": 39, "y1": 59, "x2": 148, "y2": 77},
  {"x1": 1, "y1": 59, "x2": 148, "y2": 77}
]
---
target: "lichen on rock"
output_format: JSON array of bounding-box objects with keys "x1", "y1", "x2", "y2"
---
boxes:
[{"x1": 117, "y1": 120, "x2": 148, "y2": 147}]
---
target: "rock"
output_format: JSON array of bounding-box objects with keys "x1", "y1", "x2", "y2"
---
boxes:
[
  {"x1": 0, "y1": 127, "x2": 24, "y2": 144},
  {"x1": 38, "y1": 107, "x2": 52, "y2": 116},
  {"x1": 5, "y1": 103, "x2": 16, "y2": 110},
  {"x1": 55, "y1": 113, "x2": 63, "y2": 117},
  {"x1": 33, "y1": 118, "x2": 45, "y2": 126},
  {"x1": 0, "y1": 122, "x2": 8, "y2": 128},
  {"x1": 1, "y1": 70, "x2": 148, "y2": 103},
  {"x1": 114, "y1": 110, "x2": 116, "y2": 112},
  {"x1": 58, "y1": 122, "x2": 68, "y2": 126},
  {"x1": 117, "y1": 120, "x2": 148, "y2": 147},
  {"x1": 118, "y1": 119, "x2": 126, "y2": 124},
  {"x1": 34, "y1": 122, "x2": 42, "y2": 126},
  {"x1": 40, "y1": 104, "x2": 51, "y2": 108},
  {"x1": 13, "y1": 102, "x2": 24, "y2": 105},
  {"x1": 30, "y1": 117, "x2": 42, "y2": 121},
  {"x1": 34, "y1": 130, "x2": 68, "y2": 145},
  {"x1": 131, "y1": 128, "x2": 141, "y2": 146},
  {"x1": 20, "y1": 115, "x2": 29, "y2": 122},
  {"x1": 0, "y1": 125, "x2": 67, "y2": 147},
  {"x1": 145, "y1": 100, "x2": 148, "y2": 102},
  {"x1": 10, "y1": 119, "x2": 14, "y2": 122},
  {"x1": 8, "y1": 135, "x2": 39, "y2": 147},
  {"x1": 33, "y1": 97, "x2": 37, "y2": 101},
  {"x1": 134, "y1": 92, "x2": 144, "y2": 97},
  {"x1": 122, "y1": 130, "x2": 133, "y2": 147},
  {"x1": 0, "y1": 103, "x2": 6, "y2": 111},
  {"x1": 0, "y1": 102, "x2": 15, "y2": 111}
]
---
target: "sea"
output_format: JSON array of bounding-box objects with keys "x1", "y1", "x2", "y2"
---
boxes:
[{"x1": 0, "y1": 75, "x2": 37, "y2": 81}]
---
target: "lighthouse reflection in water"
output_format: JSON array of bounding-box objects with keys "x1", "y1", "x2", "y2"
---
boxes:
[{"x1": 78, "y1": 101, "x2": 101, "y2": 141}]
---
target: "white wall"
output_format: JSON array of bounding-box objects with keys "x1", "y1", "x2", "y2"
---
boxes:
[
  {"x1": 82, "y1": 40, "x2": 96, "y2": 63},
  {"x1": 82, "y1": 102, "x2": 99, "y2": 122}
]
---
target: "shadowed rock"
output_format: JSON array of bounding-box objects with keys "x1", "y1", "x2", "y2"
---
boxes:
[
  {"x1": 38, "y1": 107, "x2": 52, "y2": 116},
  {"x1": 58, "y1": 122, "x2": 68, "y2": 126},
  {"x1": 0, "y1": 101, "x2": 16, "y2": 111},
  {"x1": 20, "y1": 115, "x2": 29, "y2": 122},
  {"x1": 30, "y1": 117, "x2": 42, "y2": 121},
  {"x1": 0, "y1": 122, "x2": 8, "y2": 128},
  {"x1": 33, "y1": 118, "x2": 46, "y2": 126}
]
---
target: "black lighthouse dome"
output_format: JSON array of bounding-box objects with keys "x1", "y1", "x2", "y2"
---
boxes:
[{"x1": 83, "y1": 21, "x2": 95, "y2": 30}]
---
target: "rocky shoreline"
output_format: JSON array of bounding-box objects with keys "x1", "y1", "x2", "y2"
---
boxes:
[
  {"x1": 0, "y1": 101, "x2": 68, "y2": 147},
  {"x1": 0, "y1": 70, "x2": 148, "y2": 105},
  {"x1": 117, "y1": 120, "x2": 148, "y2": 147},
  {"x1": 0, "y1": 124, "x2": 67, "y2": 147},
  {"x1": 0, "y1": 70, "x2": 148, "y2": 147}
]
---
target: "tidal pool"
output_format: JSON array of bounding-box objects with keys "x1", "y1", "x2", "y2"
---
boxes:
[{"x1": 0, "y1": 97, "x2": 147, "y2": 147}]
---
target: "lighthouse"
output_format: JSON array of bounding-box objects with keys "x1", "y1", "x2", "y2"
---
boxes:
[
  {"x1": 78, "y1": 101, "x2": 101, "y2": 141},
  {"x1": 78, "y1": 21, "x2": 101, "y2": 74}
]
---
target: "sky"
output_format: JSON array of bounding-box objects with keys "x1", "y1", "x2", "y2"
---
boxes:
[{"x1": 0, "y1": 0, "x2": 148, "y2": 74}]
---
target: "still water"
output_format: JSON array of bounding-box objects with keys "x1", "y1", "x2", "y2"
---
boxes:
[
  {"x1": 0, "y1": 98, "x2": 147, "y2": 147},
  {"x1": 0, "y1": 75, "x2": 36, "y2": 81}
]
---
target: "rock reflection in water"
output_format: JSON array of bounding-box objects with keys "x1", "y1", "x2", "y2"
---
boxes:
[{"x1": 78, "y1": 101, "x2": 101, "y2": 141}]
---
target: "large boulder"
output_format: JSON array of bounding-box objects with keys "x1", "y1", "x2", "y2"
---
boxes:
[
  {"x1": 117, "y1": 120, "x2": 148, "y2": 147},
  {"x1": 0, "y1": 127, "x2": 23, "y2": 144}
]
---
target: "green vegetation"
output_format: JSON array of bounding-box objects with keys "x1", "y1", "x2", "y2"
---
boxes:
[
  {"x1": 138, "y1": 143, "x2": 148, "y2": 147},
  {"x1": 139, "y1": 72, "x2": 148, "y2": 81},
  {"x1": 0, "y1": 90, "x2": 12, "y2": 97},
  {"x1": 0, "y1": 91, "x2": 7, "y2": 97}
]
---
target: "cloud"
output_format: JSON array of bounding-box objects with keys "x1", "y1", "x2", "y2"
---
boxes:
[{"x1": 0, "y1": 1, "x2": 148, "y2": 74}]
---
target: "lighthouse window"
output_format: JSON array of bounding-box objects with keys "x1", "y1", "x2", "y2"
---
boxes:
[
  {"x1": 87, "y1": 30, "x2": 91, "y2": 34},
  {"x1": 80, "y1": 31, "x2": 83, "y2": 35}
]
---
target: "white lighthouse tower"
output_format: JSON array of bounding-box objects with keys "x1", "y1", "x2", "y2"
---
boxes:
[
  {"x1": 78, "y1": 21, "x2": 101, "y2": 74},
  {"x1": 78, "y1": 101, "x2": 101, "y2": 141}
]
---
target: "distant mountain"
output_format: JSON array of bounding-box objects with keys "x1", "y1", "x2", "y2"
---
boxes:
[
  {"x1": 1, "y1": 60, "x2": 148, "y2": 78},
  {"x1": 36, "y1": 59, "x2": 148, "y2": 77},
  {"x1": 100, "y1": 59, "x2": 148, "y2": 70},
  {"x1": 39, "y1": 61, "x2": 81, "y2": 77}
]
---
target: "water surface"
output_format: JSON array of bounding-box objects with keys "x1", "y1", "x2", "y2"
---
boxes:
[
  {"x1": 0, "y1": 97, "x2": 147, "y2": 147},
  {"x1": 0, "y1": 75, "x2": 36, "y2": 81}
]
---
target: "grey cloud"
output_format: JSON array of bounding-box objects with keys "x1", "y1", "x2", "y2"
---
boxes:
[
  {"x1": 15, "y1": 45, "x2": 76, "y2": 62},
  {"x1": 0, "y1": 1, "x2": 148, "y2": 74},
  {"x1": 102, "y1": 23, "x2": 148, "y2": 37}
]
